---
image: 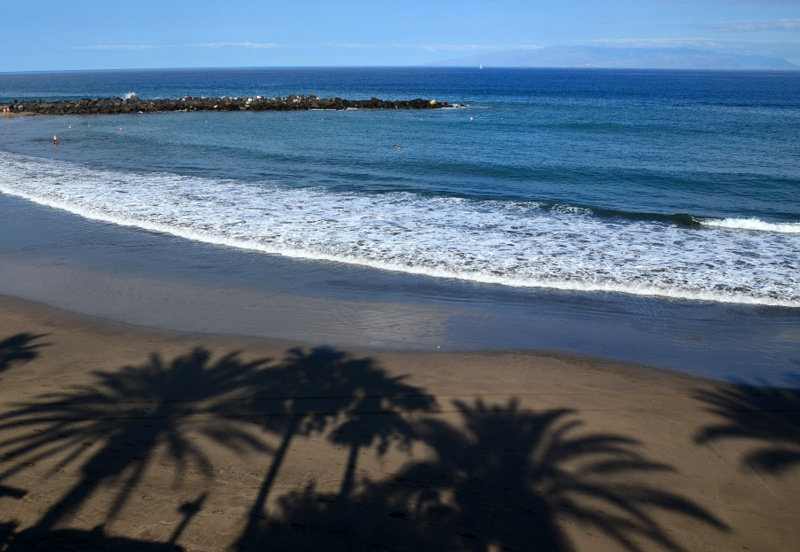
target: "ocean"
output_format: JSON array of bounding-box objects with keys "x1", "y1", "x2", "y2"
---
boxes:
[{"x1": 1, "y1": 67, "x2": 799, "y2": 384}]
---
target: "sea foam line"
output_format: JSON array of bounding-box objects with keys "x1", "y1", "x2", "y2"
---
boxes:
[{"x1": 4, "y1": 182, "x2": 798, "y2": 308}]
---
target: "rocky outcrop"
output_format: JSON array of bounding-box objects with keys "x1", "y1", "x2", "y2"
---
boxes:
[{"x1": 0, "y1": 94, "x2": 455, "y2": 115}]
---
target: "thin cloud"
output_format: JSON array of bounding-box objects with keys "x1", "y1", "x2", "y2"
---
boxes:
[
  {"x1": 69, "y1": 42, "x2": 542, "y2": 53},
  {"x1": 708, "y1": 18, "x2": 800, "y2": 31},
  {"x1": 392, "y1": 43, "x2": 542, "y2": 52},
  {"x1": 70, "y1": 42, "x2": 279, "y2": 51},
  {"x1": 197, "y1": 42, "x2": 279, "y2": 49},
  {"x1": 572, "y1": 37, "x2": 724, "y2": 48},
  {"x1": 71, "y1": 44, "x2": 161, "y2": 51},
  {"x1": 316, "y1": 42, "x2": 384, "y2": 50},
  {"x1": 573, "y1": 36, "x2": 798, "y2": 48}
]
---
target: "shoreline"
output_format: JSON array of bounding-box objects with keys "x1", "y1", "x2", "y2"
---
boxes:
[
  {"x1": 1, "y1": 191, "x2": 798, "y2": 387},
  {"x1": 2, "y1": 287, "x2": 799, "y2": 551}
]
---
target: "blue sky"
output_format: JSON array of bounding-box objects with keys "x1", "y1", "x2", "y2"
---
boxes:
[{"x1": 2, "y1": 0, "x2": 799, "y2": 71}]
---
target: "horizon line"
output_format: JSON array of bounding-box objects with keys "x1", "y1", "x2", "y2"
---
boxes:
[{"x1": 3, "y1": 64, "x2": 800, "y2": 75}]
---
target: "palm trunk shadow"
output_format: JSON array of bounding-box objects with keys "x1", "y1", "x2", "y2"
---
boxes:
[
  {"x1": 239, "y1": 416, "x2": 302, "y2": 545},
  {"x1": 236, "y1": 346, "x2": 436, "y2": 551}
]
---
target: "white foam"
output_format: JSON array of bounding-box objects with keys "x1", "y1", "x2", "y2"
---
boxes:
[
  {"x1": 699, "y1": 217, "x2": 800, "y2": 234},
  {"x1": 1, "y1": 151, "x2": 798, "y2": 308}
]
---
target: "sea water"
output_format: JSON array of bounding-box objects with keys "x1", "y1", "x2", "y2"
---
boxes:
[
  {"x1": 1, "y1": 68, "x2": 799, "y2": 385},
  {"x1": 1, "y1": 68, "x2": 798, "y2": 308}
]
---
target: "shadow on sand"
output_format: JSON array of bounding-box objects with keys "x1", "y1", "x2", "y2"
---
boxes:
[
  {"x1": 0, "y1": 344, "x2": 729, "y2": 551},
  {"x1": 250, "y1": 398, "x2": 726, "y2": 552},
  {"x1": 0, "y1": 332, "x2": 48, "y2": 375},
  {"x1": 695, "y1": 375, "x2": 800, "y2": 476},
  {"x1": 0, "y1": 346, "x2": 272, "y2": 550}
]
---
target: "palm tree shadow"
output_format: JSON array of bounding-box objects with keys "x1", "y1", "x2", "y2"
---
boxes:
[
  {"x1": 0, "y1": 333, "x2": 45, "y2": 547},
  {"x1": 0, "y1": 342, "x2": 435, "y2": 550},
  {"x1": 0, "y1": 347, "x2": 272, "y2": 536},
  {"x1": 236, "y1": 346, "x2": 437, "y2": 549},
  {"x1": 263, "y1": 398, "x2": 726, "y2": 552},
  {"x1": 694, "y1": 375, "x2": 800, "y2": 475},
  {"x1": 0, "y1": 333, "x2": 48, "y2": 374},
  {"x1": 329, "y1": 361, "x2": 437, "y2": 500}
]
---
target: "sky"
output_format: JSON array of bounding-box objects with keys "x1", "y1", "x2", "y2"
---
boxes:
[{"x1": 2, "y1": 0, "x2": 799, "y2": 72}]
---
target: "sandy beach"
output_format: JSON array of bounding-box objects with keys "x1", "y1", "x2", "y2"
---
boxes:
[{"x1": 1, "y1": 292, "x2": 798, "y2": 551}]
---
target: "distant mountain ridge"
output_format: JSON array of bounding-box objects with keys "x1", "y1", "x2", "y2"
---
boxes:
[{"x1": 435, "y1": 46, "x2": 799, "y2": 70}]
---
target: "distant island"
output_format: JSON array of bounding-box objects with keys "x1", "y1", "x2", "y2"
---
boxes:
[
  {"x1": 0, "y1": 94, "x2": 454, "y2": 116},
  {"x1": 436, "y1": 46, "x2": 800, "y2": 71}
]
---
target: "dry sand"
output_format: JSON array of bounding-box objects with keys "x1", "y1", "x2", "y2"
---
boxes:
[{"x1": 0, "y1": 292, "x2": 798, "y2": 551}]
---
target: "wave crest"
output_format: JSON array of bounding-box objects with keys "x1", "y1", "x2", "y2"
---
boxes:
[{"x1": 699, "y1": 217, "x2": 800, "y2": 234}]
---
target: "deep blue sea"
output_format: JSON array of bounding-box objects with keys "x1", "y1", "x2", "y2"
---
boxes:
[{"x1": 1, "y1": 67, "x2": 799, "y2": 307}]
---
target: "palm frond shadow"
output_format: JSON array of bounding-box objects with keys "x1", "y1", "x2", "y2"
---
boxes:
[
  {"x1": 694, "y1": 377, "x2": 800, "y2": 475},
  {"x1": 0, "y1": 333, "x2": 48, "y2": 374},
  {"x1": 0, "y1": 342, "x2": 731, "y2": 551},
  {"x1": 261, "y1": 398, "x2": 727, "y2": 552},
  {"x1": 0, "y1": 347, "x2": 272, "y2": 535},
  {"x1": 0, "y1": 344, "x2": 435, "y2": 550}
]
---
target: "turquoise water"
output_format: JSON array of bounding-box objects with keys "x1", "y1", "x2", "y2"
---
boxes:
[{"x1": 1, "y1": 68, "x2": 799, "y2": 306}]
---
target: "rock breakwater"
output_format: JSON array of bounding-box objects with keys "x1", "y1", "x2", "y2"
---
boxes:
[{"x1": 1, "y1": 94, "x2": 455, "y2": 115}]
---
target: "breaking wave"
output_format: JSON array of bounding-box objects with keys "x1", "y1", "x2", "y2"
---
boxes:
[{"x1": 1, "y1": 151, "x2": 798, "y2": 308}]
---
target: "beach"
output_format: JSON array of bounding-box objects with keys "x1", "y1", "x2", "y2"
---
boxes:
[
  {"x1": 1, "y1": 200, "x2": 799, "y2": 552},
  {"x1": 1, "y1": 290, "x2": 799, "y2": 551},
  {"x1": 1, "y1": 67, "x2": 798, "y2": 550}
]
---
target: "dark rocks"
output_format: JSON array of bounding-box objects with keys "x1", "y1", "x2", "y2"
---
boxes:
[{"x1": 0, "y1": 95, "x2": 456, "y2": 116}]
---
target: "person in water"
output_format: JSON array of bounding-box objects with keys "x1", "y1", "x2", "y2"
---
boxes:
[{"x1": 53, "y1": 134, "x2": 58, "y2": 144}]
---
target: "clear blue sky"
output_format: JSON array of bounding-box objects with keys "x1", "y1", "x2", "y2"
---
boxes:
[{"x1": 2, "y1": 0, "x2": 799, "y2": 72}]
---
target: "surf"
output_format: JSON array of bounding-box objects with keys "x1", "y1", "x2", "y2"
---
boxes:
[{"x1": 1, "y1": 151, "x2": 798, "y2": 308}]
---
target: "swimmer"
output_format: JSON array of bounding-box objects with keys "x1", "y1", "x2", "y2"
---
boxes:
[{"x1": 53, "y1": 134, "x2": 58, "y2": 144}]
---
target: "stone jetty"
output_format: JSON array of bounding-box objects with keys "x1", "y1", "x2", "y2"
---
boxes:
[{"x1": 0, "y1": 94, "x2": 454, "y2": 115}]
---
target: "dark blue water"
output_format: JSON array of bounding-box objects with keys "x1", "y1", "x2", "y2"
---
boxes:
[{"x1": 1, "y1": 68, "x2": 799, "y2": 306}]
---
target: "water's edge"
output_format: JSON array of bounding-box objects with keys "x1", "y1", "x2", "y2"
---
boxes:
[{"x1": 2, "y1": 192, "x2": 798, "y2": 387}]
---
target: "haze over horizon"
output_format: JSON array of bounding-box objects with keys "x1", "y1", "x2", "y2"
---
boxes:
[{"x1": 3, "y1": 0, "x2": 799, "y2": 72}]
